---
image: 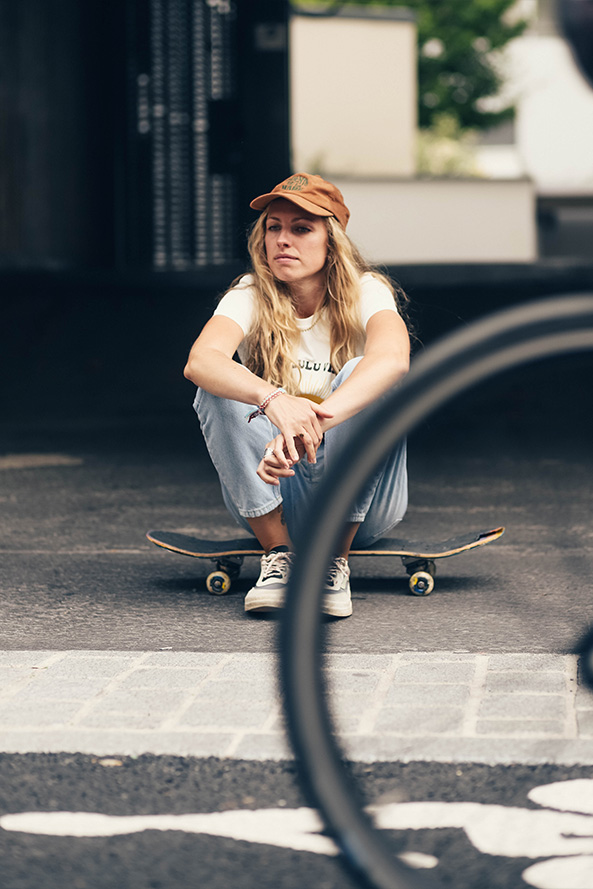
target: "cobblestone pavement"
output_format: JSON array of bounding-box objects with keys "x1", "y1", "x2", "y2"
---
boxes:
[{"x1": 1, "y1": 649, "x2": 591, "y2": 764}]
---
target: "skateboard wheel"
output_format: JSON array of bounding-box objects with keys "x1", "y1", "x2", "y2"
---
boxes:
[
  {"x1": 409, "y1": 571, "x2": 434, "y2": 596},
  {"x1": 206, "y1": 570, "x2": 232, "y2": 595}
]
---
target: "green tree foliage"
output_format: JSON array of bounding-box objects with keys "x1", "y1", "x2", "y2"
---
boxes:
[
  {"x1": 296, "y1": 0, "x2": 530, "y2": 131},
  {"x1": 411, "y1": 0, "x2": 529, "y2": 129}
]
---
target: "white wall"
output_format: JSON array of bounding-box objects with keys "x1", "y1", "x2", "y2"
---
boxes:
[
  {"x1": 290, "y1": 12, "x2": 417, "y2": 177},
  {"x1": 290, "y1": 8, "x2": 538, "y2": 264},
  {"x1": 511, "y1": 36, "x2": 593, "y2": 193},
  {"x1": 333, "y1": 177, "x2": 537, "y2": 264},
  {"x1": 475, "y1": 33, "x2": 593, "y2": 194}
]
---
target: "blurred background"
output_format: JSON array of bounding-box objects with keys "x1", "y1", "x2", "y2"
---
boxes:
[{"x1": 1, "y1": 0, "x2": 592, "y2": 423}]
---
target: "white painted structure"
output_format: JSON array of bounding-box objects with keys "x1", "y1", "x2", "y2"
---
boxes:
[
  {"x1": 476, "y1": 1, "x2": 593, "y2": 195},
  {"x1": 510, "y1": 36, "x2": 593, "y2": 194},
  {"x1": 333, "y1": 176, "x2": 537, "y2": 264},
  {"x1": 290, "y1": 9, "x2": 417, "y2": 177}
]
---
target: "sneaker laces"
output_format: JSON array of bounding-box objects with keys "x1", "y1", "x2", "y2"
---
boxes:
[
  {"x1": 260, "y1": 551, "x2": 293, "y2": 582},
  {"x1": 325, "y1": 557, "x2": 350, "y2": 591}
]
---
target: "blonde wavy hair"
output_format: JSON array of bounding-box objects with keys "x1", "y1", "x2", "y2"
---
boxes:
[{"x1": 226, "y1": 211, "x2": 410, "y2": 395}]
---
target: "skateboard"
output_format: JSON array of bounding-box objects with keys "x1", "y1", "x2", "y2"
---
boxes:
[{"x1": 146, "y1": 526, "x2": 504, "y2": 596}]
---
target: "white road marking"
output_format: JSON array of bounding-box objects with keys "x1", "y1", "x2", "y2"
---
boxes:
[
  {"x1": 371, "y1": 802, "x2": 593, "y2": 859},
  {"x1": 0, "y1": 454, "x2": 83, "y2": 470},
  {"x1": 4, "y1": 779, "x2": 593, "y2": 886},
  {"x1": 0, "y1": 808, "x2": 339, "y2": 857},
  {"x1": 529, "y1": 778, "x2": 593, "y2": 815},
  {"x1": 0, "y1": 807, "x2": 436, "y2": 867},
  {"x1": 523, "y1": 856, "x2": 593, "y2": 889},
  {"x1": 0, "y1": 549, "x2": 146, "y2": 555}
]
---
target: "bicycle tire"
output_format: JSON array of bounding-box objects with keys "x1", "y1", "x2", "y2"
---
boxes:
[{"x1": 281, "y1": 294, "x2": 593, "y2": 889}]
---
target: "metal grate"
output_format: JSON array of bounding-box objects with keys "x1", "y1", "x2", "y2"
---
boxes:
[{"x1": 133, "y1": 0, "x2": 237, "y2": 268}]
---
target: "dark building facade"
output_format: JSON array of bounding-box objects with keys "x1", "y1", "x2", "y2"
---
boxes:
[{"x1": 0, "y1": 0, "x2": 290, "y2": 271}]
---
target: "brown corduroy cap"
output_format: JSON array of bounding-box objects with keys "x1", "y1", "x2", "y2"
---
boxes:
[{"x1": 250, "y1": 172, "x2": 350, "y2": 230}]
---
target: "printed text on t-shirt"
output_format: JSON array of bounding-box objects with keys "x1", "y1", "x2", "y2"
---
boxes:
[{"x1": 298, "y1": 359, "x2": 335, "y2": 374}]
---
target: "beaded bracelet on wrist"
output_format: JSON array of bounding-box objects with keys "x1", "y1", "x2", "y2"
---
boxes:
[{"x1": 246, "y1": 388, "x2": 286, "y2": 423}]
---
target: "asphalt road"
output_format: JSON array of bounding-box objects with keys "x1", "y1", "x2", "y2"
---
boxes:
[
  {"x1": 2, "y1": 355, "x2": 593, "y2": 889},
  {"x1": 3, "y1": 754, "x2": 593, "y2": 889},
  {"x1": 2, "y1": 384, "x2": 593, "y2": 655}
]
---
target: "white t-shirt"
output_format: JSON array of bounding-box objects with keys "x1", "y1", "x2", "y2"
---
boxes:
[{"x1": 213, "y1": 272, "x2": 399, "y2": 401}]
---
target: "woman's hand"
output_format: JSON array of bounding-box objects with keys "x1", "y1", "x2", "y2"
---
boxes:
[
  {"x1": 256, "y1": 434, "x2": 304, "y2": 485},
  {"x1": 263, "y1": 394, "x2": 332, "y2": 465}
]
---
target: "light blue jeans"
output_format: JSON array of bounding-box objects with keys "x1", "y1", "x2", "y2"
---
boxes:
[{"x1": 193, "y1": 358, "x2": 407, "y2": 547}]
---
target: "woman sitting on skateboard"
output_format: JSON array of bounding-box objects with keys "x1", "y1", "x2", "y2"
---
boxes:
[{"x1": 184, "y1": 173, "x2": 411, "y2": 618}]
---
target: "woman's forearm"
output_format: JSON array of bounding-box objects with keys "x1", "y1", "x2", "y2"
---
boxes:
[
  {"x1": 320, "y1": 351, "x2": 409, "y2": 432},
  {"x1": 184, "y1": 346, "x2": 274, "y2": 406}
]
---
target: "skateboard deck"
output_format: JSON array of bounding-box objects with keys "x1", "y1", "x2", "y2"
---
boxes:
[{"x1": 146, "y1": 526, "x2": 504, "y2": 596}]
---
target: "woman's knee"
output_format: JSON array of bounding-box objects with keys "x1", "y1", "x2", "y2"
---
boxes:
[
  {"x1": 331, "y1": 356, "x2": 363, "y2": 390},
  {"x1": 194, "y1": 388, "x2": 253, "y2": 428}
]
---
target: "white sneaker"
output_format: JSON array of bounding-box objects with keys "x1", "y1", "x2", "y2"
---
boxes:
[
  {"x1": 323, "y1": 557, "x2": 352, "y2": 618},
  {"x1": 244, "y1": 549, "x2": 294, "y2": 613}
]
